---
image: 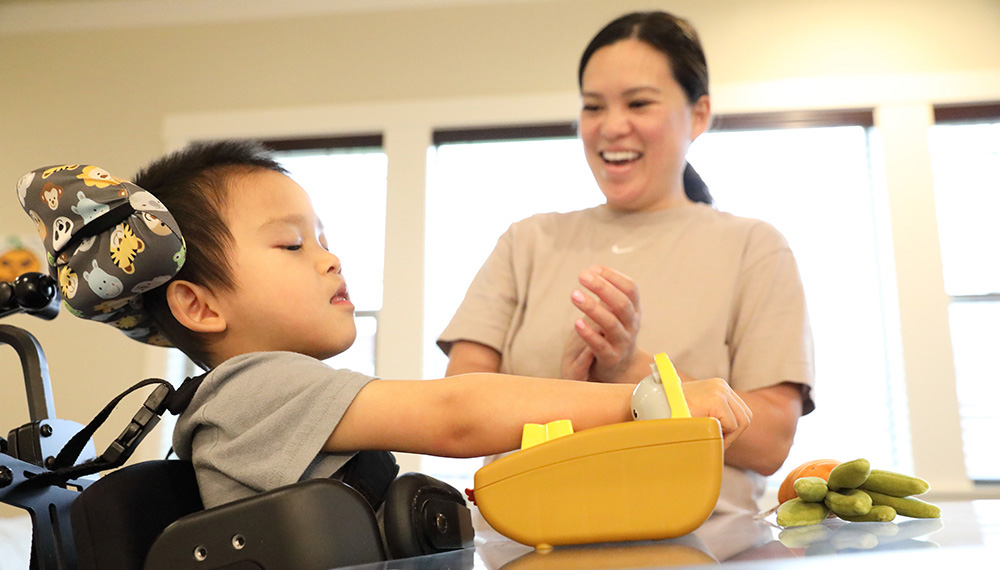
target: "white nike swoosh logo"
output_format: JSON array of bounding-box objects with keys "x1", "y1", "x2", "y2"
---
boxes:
[{"x1": 611, "y1": 244, "x2": 636, "y2": 254}]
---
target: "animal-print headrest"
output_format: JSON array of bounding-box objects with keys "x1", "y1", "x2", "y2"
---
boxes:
[{"x1": 16, "y1": 165, "x2": 186, "y2": 346}]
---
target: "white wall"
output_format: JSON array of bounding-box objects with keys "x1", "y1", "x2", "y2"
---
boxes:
[{"x1": 1, "y1": 0, "x2": 999, "y2": 509}]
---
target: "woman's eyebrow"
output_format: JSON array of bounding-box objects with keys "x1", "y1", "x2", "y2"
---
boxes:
[
  {"x1": 581, "y1": 85, "x2": 662, "y2": 98},
  {"x1": 623, "y1": 86, "x2": 662, "y2": 96}
]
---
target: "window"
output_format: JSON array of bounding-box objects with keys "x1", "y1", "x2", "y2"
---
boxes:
[
  {"x1": 929, "y1": 104, "x2": 1000, "y2": 482},
  {"x1": 269, "y1": 136, "x2": 388, "y2": 377},
  {"x1": 689, "y1": 111, "x2": 912, "y2": 481},
  {"x1": 423, "y1": 125, "x2": 602, "y2": 379}
]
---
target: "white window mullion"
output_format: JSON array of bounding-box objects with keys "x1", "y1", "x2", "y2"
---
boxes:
[{"x1": 876, "y1": 103, "x2": 970, "y2": 494}]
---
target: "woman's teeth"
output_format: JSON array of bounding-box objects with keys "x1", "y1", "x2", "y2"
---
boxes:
[{"x1": 601, "y1": 150, "x2": 640, "y2": 163}]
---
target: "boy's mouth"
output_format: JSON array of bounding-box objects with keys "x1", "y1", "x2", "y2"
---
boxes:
[{"x1": 331, "y1": 284, "x2": 351, "y2": 304}]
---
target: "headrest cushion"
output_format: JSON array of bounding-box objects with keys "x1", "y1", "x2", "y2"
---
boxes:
[{"x1": 17, "y1": 164, "x2": 186, "y2": 346}]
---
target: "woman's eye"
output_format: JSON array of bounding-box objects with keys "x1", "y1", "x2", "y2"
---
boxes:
[
  {"x1": 629, "y1": 100, "x2": 652, "y2": 109},
  {"x1": 282, "y1": 244, "x2": 303, "y2": 251},
  {"x1": 582, "y1": 103, "x2": 602, "y2": 112}
]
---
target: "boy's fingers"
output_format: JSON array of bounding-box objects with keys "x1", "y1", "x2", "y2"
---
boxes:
[
  {"x1": 682, "y1": 377, "x2": 752, "y2": 447},
  {"x1": 722, "y1": 394, "x2": 752, "y2": 446}
]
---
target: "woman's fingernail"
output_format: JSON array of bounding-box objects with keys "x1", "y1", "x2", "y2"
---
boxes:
[
  {"x1": 572, "y1": 290, "x2": 585, "y2": 304},
  {"x1": 580, "y1": 271, "x2": 594, "y2": 284}
]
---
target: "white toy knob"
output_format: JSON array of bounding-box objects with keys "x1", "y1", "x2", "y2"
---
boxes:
[{"x1": 631, "y1": 353, "x2": 691, "y2": 421}]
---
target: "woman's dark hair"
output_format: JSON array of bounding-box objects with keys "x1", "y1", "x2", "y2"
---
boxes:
[{"x1": 579, "y1": 11, "x2": 713, "y2": 205}]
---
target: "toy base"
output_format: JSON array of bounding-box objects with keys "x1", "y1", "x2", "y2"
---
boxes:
[{"x1": 474, "y1": 418, "x2": 723, "y2": 548}]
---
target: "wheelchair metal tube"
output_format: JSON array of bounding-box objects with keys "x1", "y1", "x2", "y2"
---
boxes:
[{"x1": 0, "y1": 324, "x2": 56, "y2": 422}]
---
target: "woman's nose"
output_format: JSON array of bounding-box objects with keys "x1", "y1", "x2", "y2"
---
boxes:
[{"x1": 600, "y1": 106, "x2": 632, "y2": 139}]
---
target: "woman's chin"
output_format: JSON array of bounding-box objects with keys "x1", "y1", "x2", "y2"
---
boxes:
[{"x1": 603, "y1": 192, "x2": 654, "y2": 212}]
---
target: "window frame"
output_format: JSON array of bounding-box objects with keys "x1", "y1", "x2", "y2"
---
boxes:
[
  {"x1": 930, "y1": 102, "x2": 1000, "y2": 483},
  {"x1": 929, "y1": 102, "x2": 1000, "y2": 313}
]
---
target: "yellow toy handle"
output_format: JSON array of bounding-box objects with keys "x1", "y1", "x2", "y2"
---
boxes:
[{"x1": 653, "y1": 353, "x2": 691, "y2": 419}]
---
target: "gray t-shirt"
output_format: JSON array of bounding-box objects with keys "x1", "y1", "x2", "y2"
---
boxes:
[
  {"x1": 172, "y1": 351, "x2": 374, "y2": 508},
  {"x1": 439, "y1": 203, "x2": 814, "y2": 514}
]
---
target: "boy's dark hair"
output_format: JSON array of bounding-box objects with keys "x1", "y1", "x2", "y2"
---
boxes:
[{"x1": 136, "y1": 140, "x2": 287, "y2": 368}]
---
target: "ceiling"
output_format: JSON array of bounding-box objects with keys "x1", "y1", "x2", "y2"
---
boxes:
[{"x1": 0, "y1": 0, "x2": 556, "y2": 34}]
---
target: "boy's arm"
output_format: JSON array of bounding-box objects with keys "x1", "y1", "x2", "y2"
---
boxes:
[{"x1": 323, "y1": 373, "x2": 751, "y2": 457}]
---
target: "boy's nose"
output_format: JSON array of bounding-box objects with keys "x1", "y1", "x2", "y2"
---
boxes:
[{"x1": 320, "y1": 251, "x2": 342, "y2": 274}]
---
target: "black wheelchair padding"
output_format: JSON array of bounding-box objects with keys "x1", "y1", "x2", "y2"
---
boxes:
[
  {"x1": 337, "y1": 446, "x2": 400, "y2": 511},
  {"x1": 384, "y1": 472, "x2": 476, "y2": 558},
  {"x1": 71, "y1": 460, "x2": 203, "y2": 570},
  {"x1": 67, "y1": 458, "x2": 474, "y2": 570},
  {"x1": 145, "y1": 476, "x2": 387, "y2": 570}
]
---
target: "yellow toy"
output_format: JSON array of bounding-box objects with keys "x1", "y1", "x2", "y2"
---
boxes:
[{"x1": 473, "y1": 354, "x2": 723, "y2": 549}]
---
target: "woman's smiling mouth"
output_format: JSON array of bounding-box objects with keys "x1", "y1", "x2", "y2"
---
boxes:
[{"x1": 601, "y1": 150, "x2": 642, "y2": 164}]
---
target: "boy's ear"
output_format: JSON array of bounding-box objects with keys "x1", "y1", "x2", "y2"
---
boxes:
[{"x1": 166, "y1": 280, "x2": 227, "y2": 333}]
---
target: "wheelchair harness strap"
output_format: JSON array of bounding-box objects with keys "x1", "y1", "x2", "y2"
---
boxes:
[{"x1": 29, "y1": 374, "x2": 399, "y2": 511}]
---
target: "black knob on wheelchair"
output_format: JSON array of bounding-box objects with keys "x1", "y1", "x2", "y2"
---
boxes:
[
  {"x1": 0, "y1": 272, "x2": 60, "y2": 320},
  {"x1": 0, "y1": 282, "x2": 13, "y2": 313}
]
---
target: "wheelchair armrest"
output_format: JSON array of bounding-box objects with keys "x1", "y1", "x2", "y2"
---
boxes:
[{"x1": 144, "y1": 478, "x2": 386, "y2": 570}]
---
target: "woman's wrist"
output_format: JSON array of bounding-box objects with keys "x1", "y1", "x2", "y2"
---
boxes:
[{"x1": 618, "y1": 348, "x2": 655, "y2": 383}]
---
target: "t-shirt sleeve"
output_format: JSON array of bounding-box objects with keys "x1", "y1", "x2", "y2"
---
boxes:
[
  {"x1": 729, "y1": 222, "x2": 815, "y2": 415},
  {"x1": 437, "y1": 225, "x2": 520, "y2": 356},
  {"x1": 173, "y1": 352, "x2": 373, "y2": 507}
]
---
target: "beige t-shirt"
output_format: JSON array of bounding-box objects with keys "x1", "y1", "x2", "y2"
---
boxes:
[{"x1": 439, "y1": 203, "x2": 814, "y2": 514}]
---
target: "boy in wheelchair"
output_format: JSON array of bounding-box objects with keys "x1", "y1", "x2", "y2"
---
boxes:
[{"x1": 12, "y1": 141, "x2": 751, "y2": 566}]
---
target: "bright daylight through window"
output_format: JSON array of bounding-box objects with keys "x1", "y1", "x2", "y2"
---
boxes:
[
  {"x1": 929, "y1": 115, "x2": 1000, "y2": 482},
  {"x1": 274, "y1": 146, "x2": 388, "y2": 377}
]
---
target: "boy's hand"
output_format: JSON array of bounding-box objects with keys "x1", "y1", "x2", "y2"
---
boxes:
[{"x1": 680, "y1": 377, "x2": 753, "y2": 448}]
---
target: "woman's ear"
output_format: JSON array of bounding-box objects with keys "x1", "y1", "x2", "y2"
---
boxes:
[
  {"x1": 690, "y1": 94, "x2": 711, "y2": 141},
  {"x1": 166, "y1": 280, "x2": 227, "y2": 334}
]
